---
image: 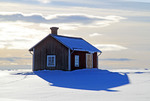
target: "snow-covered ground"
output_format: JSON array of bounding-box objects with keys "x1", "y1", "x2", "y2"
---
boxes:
[{"x1": 0, "y1": 68, "x2": 150, "y2": 101}]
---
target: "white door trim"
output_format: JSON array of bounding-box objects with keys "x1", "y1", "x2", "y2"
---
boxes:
[
  {"x1": 68, "y1": 49, "x2": 71, "y2": 71},
  {"x1": 33, "y1": 48, "x2": 35, "y2": 71}
]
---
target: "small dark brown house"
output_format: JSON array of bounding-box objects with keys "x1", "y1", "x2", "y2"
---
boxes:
[{"x1": 29, "y1": 27, "x2": 102, "y2": 71}]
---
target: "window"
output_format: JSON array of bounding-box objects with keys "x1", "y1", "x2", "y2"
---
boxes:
[
  {"x1": 47, "y1": 55, "x2": 56, "y2": 67},
  {"x1": 75, "y1": 55, "x2": 79, "y2": 67}
]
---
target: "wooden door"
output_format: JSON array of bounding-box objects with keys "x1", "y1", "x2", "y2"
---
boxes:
[{"x1": 86, "y1": 54, "x2": 93, "y2": 69}]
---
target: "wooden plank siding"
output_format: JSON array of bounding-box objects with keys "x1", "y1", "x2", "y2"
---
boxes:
[
  {"x1": 71, "y1": 51, "x2": 86, "y2": 70},
  {"x1": 33, "y1": 36, "x2": 68, "y2": 71},
  {"x1": 71, "y1": 51, "x2": 98, "y2": 70}
]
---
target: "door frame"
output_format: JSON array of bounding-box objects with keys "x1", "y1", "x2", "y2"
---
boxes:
[{"x1": 86, "y1": 53, "x2": 93, "y2": 68}]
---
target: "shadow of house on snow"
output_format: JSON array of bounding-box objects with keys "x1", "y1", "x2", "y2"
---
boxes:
[{"x1": 34, "y1": 69, "x2": 130, "y2": 91}]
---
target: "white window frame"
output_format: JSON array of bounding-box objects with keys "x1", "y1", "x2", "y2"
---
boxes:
[
  {"x1": 47, "y1": 55, "x2": 56, "y2": 67},
  {"x1": 75, "y1": 55, "x2": 79, "y2": 67}
]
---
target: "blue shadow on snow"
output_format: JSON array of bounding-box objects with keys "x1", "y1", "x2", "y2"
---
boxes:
[{"x1": 34, "y1": 69, "x2": 130, "y2": 91}]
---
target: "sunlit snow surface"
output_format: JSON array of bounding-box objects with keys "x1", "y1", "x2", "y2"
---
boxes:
[{"x1": 0, "y1": 68, "x2": 150, "y2": 101}]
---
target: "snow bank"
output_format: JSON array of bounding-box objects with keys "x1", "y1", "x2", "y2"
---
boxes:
[{"x1": 0, "y1": 69, "x2": 150, "y2": 101}]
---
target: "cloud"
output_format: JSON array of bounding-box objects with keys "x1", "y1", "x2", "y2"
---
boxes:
[
  {"x1": 89, "y1": 33, "x2": 102, "y2": 37},
  {"x1": 101, "y1": 58, "x2": 134, "y2": 61},
  {"x1": 36, "y1": 0, "x2": 51, "y2": 3},
  {"x1": 0, "y1": 13, "x2": 47, "y2": 23},
  {"x1": 125, "y1": 0, "x2": 150, "y2": 3},
  {"x1": 0, "y1": 13, "x2": 126, "y2": 28},
  {"x1": 94, "y1": 44, "x2": 127, "y2": 51},
  {"x1": 0, "y1": 57, "x2": 31, "y2": 62},
  {"x1": 128, "y1": 16, "x2": 150, "y2": 22},
  {"x1": 39, "y1": 23, "x2": 78, "y2": 30},
  {"x1": 45, "y1": 0, "x2": 150, "y2": 11},
  {"x1": 1, "y1": 0, "x2": 150, "y2": 12},
  {"x1": 0, "y1": 13, "x2": 126, "y2": 49},
  {"x1": 0, "y1": 21, "x2": 47, "y2": 49}
]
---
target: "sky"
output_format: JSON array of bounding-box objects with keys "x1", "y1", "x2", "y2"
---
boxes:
[{"x1": 0, "y1": 0, "x2": 150, "y2": 69}]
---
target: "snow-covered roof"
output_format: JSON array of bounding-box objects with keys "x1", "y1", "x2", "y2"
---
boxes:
[
  {"x1": 51, "y1": 34, "x2": 101, "y2": 53},
  {"x1": 29, "y1": 34, "x2": 102, "y2": 53}
]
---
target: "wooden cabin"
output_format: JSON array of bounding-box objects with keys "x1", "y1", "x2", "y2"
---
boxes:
[{"x1": 29, "y1": 27, "x2": 102, "y2": 71}]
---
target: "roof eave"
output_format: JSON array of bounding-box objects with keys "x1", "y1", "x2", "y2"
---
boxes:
[{"x1": 29, "y1": 48, "x2": 33, "y2": 51}]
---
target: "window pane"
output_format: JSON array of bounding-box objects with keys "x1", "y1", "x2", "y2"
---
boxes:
[
  {"x1": 75, "y1": 55, "x2": 79, "y2": 67},
  {"x1": 47, "y1": 55, "x2": 56, "y2": 67},
  {"x1": 48, "y1": 57, "x2": 52, "y2": 65}
]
